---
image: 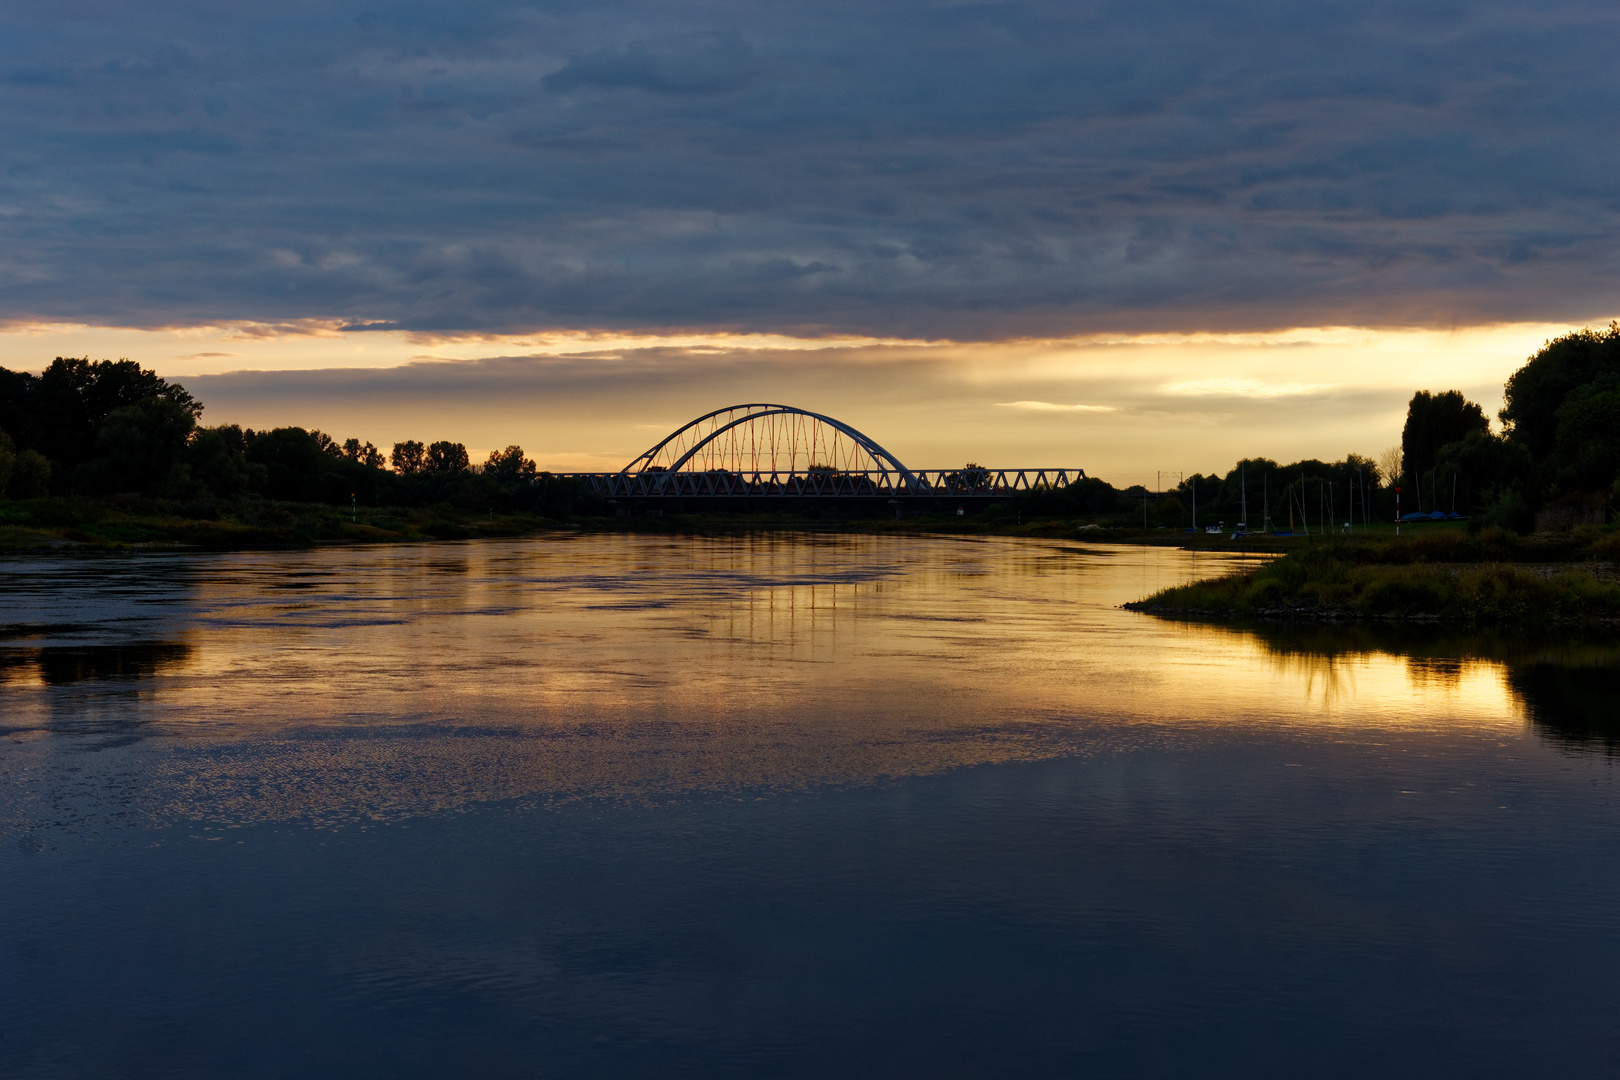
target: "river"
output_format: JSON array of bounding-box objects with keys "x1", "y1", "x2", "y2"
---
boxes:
[{"x1": 2, "y1": 533, "x2": 1616, "y2": 1077}]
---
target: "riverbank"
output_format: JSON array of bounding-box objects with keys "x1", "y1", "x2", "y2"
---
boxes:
[
  {"x1": 0, "y1": 495, "x2": 580, "y2": 550},
  {"x1": 0, "y1": 494, "x2": 1598, "y2": 567},
  {"x1": 0, "y1": 494, "x2": 1325, "y2": 552},
  {"x1": 1127, "y1": 528, "x2": 1620, "y2": 624}
]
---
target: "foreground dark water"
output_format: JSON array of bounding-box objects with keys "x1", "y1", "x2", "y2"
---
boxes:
[{"x1": 2, "y1": 534, "x2": 1616, "y2": 1078}]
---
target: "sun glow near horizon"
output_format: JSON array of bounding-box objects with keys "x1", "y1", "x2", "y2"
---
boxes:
[{"x1": 0, "y1": 318, "x2": 1600, "y2": 483}]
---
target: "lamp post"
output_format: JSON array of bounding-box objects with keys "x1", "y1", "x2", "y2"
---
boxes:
[{"x1": 1395, "y1": 486, "x2": 1401, "y2": 536}]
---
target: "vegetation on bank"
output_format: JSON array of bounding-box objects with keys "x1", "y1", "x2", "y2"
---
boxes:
[
  {"x1": 0, "y1": 495, "x2": 599, "y2": 550},
  {"x1": 1128, "y1": 528, "x2": 1620, "y2": 624},
  {"x1": 0, "y1": 493, "x2": 1287, "y2": 551},
  {"x1": 1124, "y1": 325, "x2": 1620, "y2": 627},
  {"x1": 0, "y1": 356, "x2": 599, "y2": 518},
  {"x1": 1122, "y1": 323, "x2": 1620, "y2": 534}
]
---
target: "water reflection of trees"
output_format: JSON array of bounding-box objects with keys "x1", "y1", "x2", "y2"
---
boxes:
[
  {"x1": 1226, "y1": 622, "x2": 1620, "y2": 753},
  {"x1": 0, "y1": 640, "x2": 194, "y2": 686}
]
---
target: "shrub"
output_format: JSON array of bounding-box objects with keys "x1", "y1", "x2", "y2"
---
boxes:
[{"x1": 1354, "y1": 573, "x2": 1450, "y2": 616}]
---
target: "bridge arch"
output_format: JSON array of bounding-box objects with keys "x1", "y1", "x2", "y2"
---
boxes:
[{"x1": 622, "y1": 404, "x2": 920, "y2": 487}]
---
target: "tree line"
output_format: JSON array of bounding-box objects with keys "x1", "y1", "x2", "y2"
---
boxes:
[
  {"x1": 0, "y1": 357, "x2": 595, "y2": 514},
  {"x1": 1008, "y1": 325, "x2": 1620, "y2": 532}
]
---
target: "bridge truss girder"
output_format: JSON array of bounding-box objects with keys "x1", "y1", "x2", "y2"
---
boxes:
[
  {"x1": 575, "y1": 468, "x2": 1087, "y2": 499},
  {"x1": 579, "y1": 403, "x2": 1085, "y2": 502}
]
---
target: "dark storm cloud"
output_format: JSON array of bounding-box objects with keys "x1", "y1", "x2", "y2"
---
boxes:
[{"x1": 3, "y1": 0, "x2": 1618, "y2": 337}]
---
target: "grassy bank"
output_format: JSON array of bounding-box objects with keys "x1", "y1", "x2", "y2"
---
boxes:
[
  {"x1": 0, "y1": 495, "x2": 585, "y2": 550},
  {"x1": 3, "y1": 494, "x2": 1604, "y2": 575},
  {"x1": 0, "y1": 494, "x2": 1330, "y2": 551},
  {"x1": 1128, "y1": 527, "x2": 1620, "y2": 624}
]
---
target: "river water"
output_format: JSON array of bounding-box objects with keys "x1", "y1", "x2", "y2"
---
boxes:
[{"x1": 2, "y1": 533, "x2": 1616, "y2": 1078}]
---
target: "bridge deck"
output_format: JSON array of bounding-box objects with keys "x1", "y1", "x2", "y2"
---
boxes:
[{"x1": 565, "y1": 468, "x2": 1086, "y2": 499}]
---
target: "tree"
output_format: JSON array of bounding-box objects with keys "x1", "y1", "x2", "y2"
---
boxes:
[
  {"x1": 9, "y1": 450, "x2": 50, "y2": 499},
  {"x1": 1345, "y1": 452, "x2": 1381, "y2": 488},
  {"x1": 484, "y1": 445, "x2": 536, "y2": 482},
  {"x1": 0, "y1": 429, "x2": 14, "y2": 496},
  {"x1": 30, "y1": 357, "x2": 200, "y2": 470},
  {"x1": 0, "y1": 365, "x2": 32, "y2": 447},
  {"x1": 1551, "y1": 388, "x2": 1620, "y2": 494},
  {"x1": 247, "y1": 427, "x2": 332, "y2": 501},
  {"x1": 312, "y1": 430, "x2": 344, "y2": 459},
  {"x1": 1377, "y1": 446, "x2": 1403, "y2": 489},
  {"x1": 1432, "y1": 430, "x2": 1532, "y2": 517},
  {"x1": 425, "y1": 441, "x2": 470, "y2": 474},
  {"x1": 1401, "y1": 390, "x2": 1489, "y2": 485},
  {"x1": 190, "y1": 425, "x2": 261, "y2": 498},
  {"x1": 343, "y1": 438, "x2": 386, "y2": 469},
  {"x1": 88, "y1": 396, "x2": 198, "y2": 493},
  {"x1": 392, "y1": 440, "x2": 426, "y2": 475},
  {"x1": 1501, "y1": 323, "x2": 1620, "y2": 462}
]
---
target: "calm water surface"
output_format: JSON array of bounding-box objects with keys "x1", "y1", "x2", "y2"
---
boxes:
[{"x1": 1, "y1": 533, "x2": 1616, "y2": 1078}]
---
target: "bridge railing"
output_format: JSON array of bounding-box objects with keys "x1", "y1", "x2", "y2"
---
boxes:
[{"x1": 564, "y1": 468, "x2": 1087, "y2": 499}]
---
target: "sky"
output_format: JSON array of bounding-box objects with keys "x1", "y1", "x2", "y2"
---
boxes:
[{"x1": 3, "y1": 0, "x2": 1617, "y2": 481}]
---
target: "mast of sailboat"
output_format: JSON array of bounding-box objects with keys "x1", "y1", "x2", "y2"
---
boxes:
[
  {"x1": 1301, "y1": 469, "x2": 1309, "y2": 536},
  {"x1": 1358, "y1": 466, "x2": 1365, "y2": 534}
]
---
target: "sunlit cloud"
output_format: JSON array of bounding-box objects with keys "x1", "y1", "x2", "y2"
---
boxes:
[
  {"x1": 996, "y1": 401, "x2": 1117, "y2": 413},
  {"x1": 1164, "y1": 378, "x2": 1339, "y2": 398}
]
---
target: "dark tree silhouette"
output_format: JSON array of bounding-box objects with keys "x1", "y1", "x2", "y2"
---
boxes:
[
  {"x1": 343, "y1": 438, "x2": 385, "y2": 469},
  {"x1": 0, "y1": 366, "x2": 31, "y2": 447},
  {"x1": 484, "y1": 445, "x2": 536, "y2": 482},
  {"x1": 425, "y1": 441, "x2": 470, "y2": 474},
  {"x1": 89, "y1": 397, "x2": 198, "y2": 494},
  {"x1": 9, "y1": 450, "x2": 50, "y2": 499},
  {"x1": 32, "y1": 357, "x2": 200, "y2": 470},
  {"x1": 248, "y1": 427, "x2": 335, "y2": 502},
  {"x1": 391, "y1": 440, "x2": 426, "y2": 475},
  {"x1": 1401, "y1": 390, "x2": 1489, "y2": 485},
  {"x1": 190, "y1": 425, "x2": 260, "y2": 498},
  {"x1": 1501, "y1": 323, "x2": 1620, "y2": 461}
]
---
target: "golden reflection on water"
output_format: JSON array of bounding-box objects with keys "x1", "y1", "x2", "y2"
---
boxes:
[{"x1": 0, "y1": 534, "x2": 1605, "y2": 828}]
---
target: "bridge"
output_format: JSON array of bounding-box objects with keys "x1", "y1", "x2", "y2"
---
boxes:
[{"x1": 563, "y1": 403, "x2": 1086, "y2": 509}]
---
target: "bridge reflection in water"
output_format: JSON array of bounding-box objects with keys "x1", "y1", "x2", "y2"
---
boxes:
[{"x1": 563, "y1": 403, "x2": 1086, "y2": 504}]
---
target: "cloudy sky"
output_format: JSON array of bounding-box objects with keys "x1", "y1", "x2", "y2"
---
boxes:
[{"x1": 3, "y1": 0, "x2": 1616, "y2": 478}]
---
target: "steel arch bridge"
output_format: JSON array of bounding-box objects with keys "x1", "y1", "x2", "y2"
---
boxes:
[{"x1": 569, "y1": 403, "x2": 1086, "y2": 502}]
